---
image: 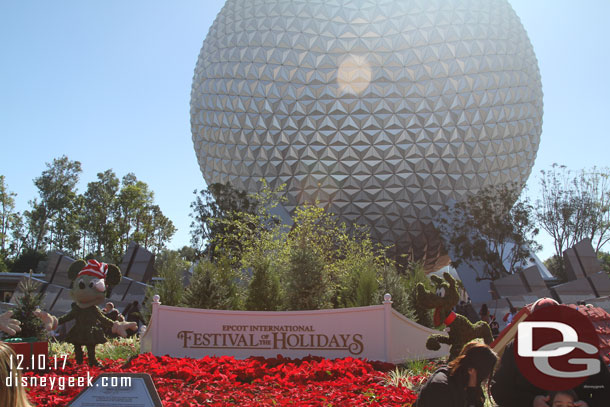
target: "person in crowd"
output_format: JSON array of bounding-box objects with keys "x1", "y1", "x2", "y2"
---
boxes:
[
  {"x1": 0, "y1": 342, "x2": 33, "y2": 407},
  {"x1": 479, "y1": 303, "x2": 491, "y2": 323},
  {"x1": 124, "y1": 300, "x2": 143, "y2": 336},
  {"x1": 491, "y1": 297, "x2": 610, "y2": 407},
  {"x1": 417, "y1": 341, "x2": 498, "y2": 407},
  {"x1": 102, "y1": 301, "x2": 123, "y2": 338},
  {"x1": 102, "y1": 302, "x2": 123, "y2": 322},
  {"x1": 548, "y1": 389, "x2": 577, "y2": 407},
  {"x1": 504, "y1": 305, "x2": 517, "y2": 325}
]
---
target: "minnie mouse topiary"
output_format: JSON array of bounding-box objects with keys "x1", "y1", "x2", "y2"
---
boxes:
[{"x1": 35, "y1": 259, "x2": 137, "y2": 366}]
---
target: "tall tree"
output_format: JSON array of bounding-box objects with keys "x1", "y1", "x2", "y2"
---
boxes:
[
  {"x1": 114, "y1": 173, "x2": 175, "y2": 255},
  {"x1": 81, "y1": 170, "x2": 120, "y2": 259},
  {"x1": 536, "y1": 164, "x2": 577, "y2": 263},
  {"x1": 49, "y1": 193, "x2": 82, "y2": 256},
  {"x1": 150, "y1": 249, "x2": 187, "y2": 307},
  {"x1": 25, "y1": 156, "x2": 82, "y2": 252},
  {"x1": 189, "y1": 182, "x2": 258, "y2": 258},
  {"x1": 9, "y1": 213, "x2": 28, "y2": 257},
  {"x1": 116, "y1": 173, "x2": 154, "y2": 252},
  {"x1": 148, "y1": 205, "x2": 176, "y2": 253},
  {"x1": 438, "y1": 182, "x2": 540, "y2": 281},
  {"x1": 0, "y1": 175, "x2": 20, "y2": 256},
  {"x1": 536, "y1": 164, "x2": 610, "y2": 260},
  {"x1": 577, "y1": 167, "x2": 610, "y2": 252}
]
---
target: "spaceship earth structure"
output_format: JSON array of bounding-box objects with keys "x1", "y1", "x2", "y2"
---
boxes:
[{"x1": 190, "y1": 0, "x2": 543, "y2": 262}]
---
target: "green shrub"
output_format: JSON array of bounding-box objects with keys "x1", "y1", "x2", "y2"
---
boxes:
[
  {"x1": 96, "y1": 337, "x2": 140, "y2": 360},
  {"x1": 379, "y1": 263, "x2": 414, "y2": 320},
  {"x1": 284, "y1": 246, "x2": 329, "y2": 310},
  {"x1": 152, "y1": 249, "x2": 187, "y2": 306},
  {"x1": 49, "y1": 336, "x2": 139, "y2": 361},
  {"x1": 191, "y1": 182, "x2": 435, "y2": 318},
  {"x1": 245, "y1": 257, "x2": 282, "y2": 311},
  {"x1": 142, "y1": 249, "x2": 188, "y2": 322},
  {"x1": 543, "y1": 254, "x2": 569, "y2": 283},
  {"x1": 352, "y1": 267, "x2": 379, "y2": 307},
  {"x1": 11, "y1": 249, "x2": 46, "y2": 274},
  {"x1": 182, "y1": 258, "x2": 243, "y2": 310}
]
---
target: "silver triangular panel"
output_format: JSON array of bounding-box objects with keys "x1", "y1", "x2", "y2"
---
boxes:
[{"x1": 191, "y1": 0, "x2": 543, "y2": 264}]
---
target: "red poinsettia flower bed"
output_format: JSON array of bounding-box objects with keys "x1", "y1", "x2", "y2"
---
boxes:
[{"x1": 24, "y1": 353, "x2": 427, "y2": 406}]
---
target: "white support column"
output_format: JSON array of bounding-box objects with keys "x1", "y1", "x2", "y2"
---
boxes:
[
  {"x1": 151, "y1": 294, "x2": 161, "y2": 356},
  {"x1": 383, "y1": 293, "x2": 393, "y2": 363}
]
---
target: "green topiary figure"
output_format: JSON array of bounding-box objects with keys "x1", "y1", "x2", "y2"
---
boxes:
[
  {"x1": 35, "y1": 259, "x2": 137, "y2": 366},
  {"x1": 415, "y1": 272, "x2": 492, "y2": 361}
]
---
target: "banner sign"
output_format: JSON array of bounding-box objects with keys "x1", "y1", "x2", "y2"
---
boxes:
[{"x1": 141, "y1": 295, "x2": 447, "y2": 363}]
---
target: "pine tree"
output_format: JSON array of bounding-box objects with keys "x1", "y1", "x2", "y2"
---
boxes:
[
  {"x1": 182, "y1": 259, "x2": 240, "y2": 310},
  {"x1": 378, "y1": 263, "x2": 416, "y2": 321},
  {"x1": 353, "y1": 268, "x2": 378, "y2": 307},
  {"x1": 11, "y1": 275, "x2": 47, "y2": 340},
  {"x1": 285, "y1": 246, "x2": 329, "y2": 310},
  {"x1": 245, "y1": 257, "x2": 281, "y2": 311}
]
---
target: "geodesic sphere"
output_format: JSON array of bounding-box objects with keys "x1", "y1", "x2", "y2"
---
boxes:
[{"x1": 190, "y1": 0, "x2": 543, "y2": 259}]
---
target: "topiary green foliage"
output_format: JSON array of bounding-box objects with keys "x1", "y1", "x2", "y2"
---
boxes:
[
  {"x1": 415, "y1": 272, "x2": 493, "y2": 361},
  {"x1": 36, "y1": 259, "x2": 138, "y2": 367}
]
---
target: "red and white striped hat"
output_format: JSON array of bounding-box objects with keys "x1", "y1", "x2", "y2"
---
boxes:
[{"x1": 77, "y1": 259, "x2": 108, "y2": 280}]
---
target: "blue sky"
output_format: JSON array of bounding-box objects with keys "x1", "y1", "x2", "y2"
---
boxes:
[{"x1": 1, "y1": 1, "x2": 609, "y2": 261}]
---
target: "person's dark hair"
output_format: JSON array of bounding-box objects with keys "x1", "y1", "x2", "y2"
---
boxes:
[
  {"x1": 548, "y1": 389, "x2": 577, "y2": 404},
  {"x1": 509, "y1": 305, "x2": 517, "y2": 314},
  {"x1": 448, "y1": 342, "x2": 498, "y2": 402}
]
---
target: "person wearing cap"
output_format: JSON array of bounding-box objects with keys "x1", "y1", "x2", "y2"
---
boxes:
[{"x1": 490, "y1": 298, "x2": 610, "y2": 407}]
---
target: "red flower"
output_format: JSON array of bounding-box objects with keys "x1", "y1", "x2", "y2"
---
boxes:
[{"x1": 24, "y1": 353, "x2": 432, "y2": 406}]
